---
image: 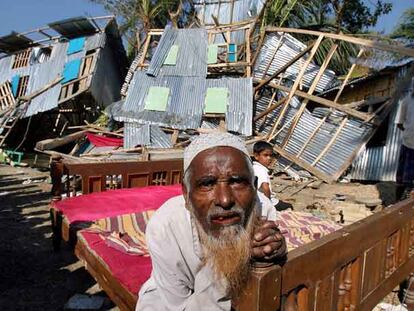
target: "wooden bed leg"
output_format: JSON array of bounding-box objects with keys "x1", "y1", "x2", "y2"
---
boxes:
[
  {"x1": 50, "y1": 155, "x2": 64, "y2": 251},
  {"x1": 405, "y1": 273, "x2": 414, "y2": 311},
  {"x1": 50, "y1": 210, "x2": 63, "y2": 252},
  {"x1": 50, "y1": 155, "x2": 64, "y2": 201}
]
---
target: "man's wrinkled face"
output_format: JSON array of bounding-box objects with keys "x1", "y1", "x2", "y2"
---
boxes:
[{"x1": 183, "y1": 146, "x2": 256, "y2": 238}]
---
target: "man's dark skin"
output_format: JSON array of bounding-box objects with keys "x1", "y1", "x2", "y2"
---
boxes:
[{"x1": 182, "y1": 146, "x2": 287, "y2": 261}]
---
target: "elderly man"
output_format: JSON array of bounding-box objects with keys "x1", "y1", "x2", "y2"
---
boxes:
[{"x1": 137, "y1": 133, "x2": 286, "y2": 310}]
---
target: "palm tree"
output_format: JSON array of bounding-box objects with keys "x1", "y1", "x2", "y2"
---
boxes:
[{"x1": 391, "y1": 8, "x2": 414, "y2": 40}]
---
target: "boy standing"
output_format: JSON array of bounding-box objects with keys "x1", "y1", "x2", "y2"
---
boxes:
[{"x1": 253, "y1": 141, "x2": 293, "y2": 211}]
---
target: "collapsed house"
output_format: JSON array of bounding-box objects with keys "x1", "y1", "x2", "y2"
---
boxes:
[
  {"x1": 110, "y1": 23, "x2": 414, "y2": 183},
  {"x1": 0, "y1": 16, "x2": 127, "y2": 155},
  {"x1": 111, "y1": 23, "x2": 254, "y2": 151},
  {"x1": 251, "y1": 28, "x2": 414, "y2": 183}
]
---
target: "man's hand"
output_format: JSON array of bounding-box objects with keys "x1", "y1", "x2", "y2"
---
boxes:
[
  {"x1": 251, "y1": 219, "x2": 287, "y2": 262},
  {"x1": 397, "y1": 123, "x2": 405, "y2": 131}
]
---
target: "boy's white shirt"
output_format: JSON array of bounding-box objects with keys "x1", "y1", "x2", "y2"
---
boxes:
[{"x1": 253, "y1": 161, "x2": 279, "y2": 206}]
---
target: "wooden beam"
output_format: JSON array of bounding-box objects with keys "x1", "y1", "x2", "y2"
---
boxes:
[
  {"x1": 254, "y1": 41, "x2": 316, "y2": 92},
  {"x1": 267, "y1": 35, "x2": 325, "y2": 141},
  {"x1": 262, "y1": 81, "x2": 373, "y2": 122},
  {"x1": 273, "y1": 145, "x2": 334, "y2": 183},
  {"x1": 279, "y1": 43, "x2": 339, "y2": 146},
  {"x1": 254, "y1": 96, "x2": 287, "y2": 121},
  {"x1": 334, "y1": 49, "x2": 364, "y2": 103},
  {"x1": 20, "y1": 76, "x2": 63, "y2": 102},
  {"x1": 266, "y1": 27, "x2": 414, "y2": 57},
  {"x1": 35, "y1": 130, "x2": 88, "y2": 151},
  {"x1": 296, "y1": 114, "x2": 328, "y2": 158},
  {"x1": 311, "y1": 117, "x2": 348, "y2": 166},
  {"x1": 261, "y1": 34, "x2": 285, "y2": 79}
]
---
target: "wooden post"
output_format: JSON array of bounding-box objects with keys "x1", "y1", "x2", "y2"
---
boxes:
[
  {"x1": 267, "y1": 35, "x2": 324, "y2": 141},
  {"x1": 50, "y1": 155, "x2": 64, "y2": 201},
  {"x1": 234, "y1": 265, "x2": 282, "y2": 311}
]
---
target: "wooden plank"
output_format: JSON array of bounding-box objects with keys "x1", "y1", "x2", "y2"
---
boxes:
[
  {"x1": 254, "y1": 40, "x2": 316, "y2": 92},
  {"x1": 267, "y1": 35, "x2": 324, "y2": 140},
  {"x1": 245, "y1": 27, "x2": 251, "y2": 77},
  {"x1": 35, "y1": 130, "x2": 88, "y2": 151},
  {"x1": 311, "y1": 117, "x2": 348, "y2": 166},
  {"x1": 296, "y1": 114, "x2": 328, "y2": 158},
  {"x1": 266, "y1": 27, "x2": 414, "y2": 57},
  {"x1": 334, "y1": 49, "x2": 364, "y2": 103},
  {"x1": 273, "y1": 144, "x2": 335, "y2": 183},
  {"x1": 264, "y1": 81, "x2": 373, "y2": 122},
  {"x1": 279, "y1": 43, "x2": 338, "y2": 146},
  {"x1": 261, "y1": 34, "x2": 285, "y2": 79},
  {"x1": 254, "y1": 94, "x2": 286, "y2": 122}
]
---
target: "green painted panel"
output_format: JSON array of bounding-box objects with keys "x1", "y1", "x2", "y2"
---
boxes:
[
  {"x1": 207, "y1": 44, "x2": 218, "y2": 64},
  {"x1": 205, "y1": 87, "x2": 228, "y2": 114},
  {"x1": 164, "y1": 45, "x2": 179, "y2": 65},
  {"x1": 144, "y1": 87, "x2": 170, "y2": 111}
]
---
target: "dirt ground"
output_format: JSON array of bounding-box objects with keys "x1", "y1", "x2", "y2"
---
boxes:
[
  {"x1": 0, "y1": 163, "x2": 403, "y2": 310},
  {"x1": 0, "y1": 164, "x2": 117, "y2": 311}
]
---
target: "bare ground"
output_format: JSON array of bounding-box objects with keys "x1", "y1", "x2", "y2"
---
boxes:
[
  {"x1": 0, "y1": 164, "x2": 116, "y2": 311},
  {"x1": 0, "y1": 164, "x2": 401, "y2": 310}
]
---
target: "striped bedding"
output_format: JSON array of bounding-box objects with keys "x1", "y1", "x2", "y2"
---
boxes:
[{"x1": 83, "y1": 210, "x2": 341, "y2": 255}]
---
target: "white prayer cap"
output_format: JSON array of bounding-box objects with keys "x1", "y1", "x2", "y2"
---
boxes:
[{"x1": 183, "y1": 132, "x2": 250, "y2": 173}]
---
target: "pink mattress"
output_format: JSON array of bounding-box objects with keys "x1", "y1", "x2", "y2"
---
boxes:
[
  {"x1": 52, "y1": 185, "x2": 182, "y2": 223},
  {"x1": 78, "y1": 230, "x2": 151, "y2": 295}
]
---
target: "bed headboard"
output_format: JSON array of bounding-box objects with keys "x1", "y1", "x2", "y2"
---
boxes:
[
  {"x1": 235, "y1": 196, "x2": 414, "y2": 311},
  {"x1": 50, "y1": 156, "x2": 183, "y2": 200}
]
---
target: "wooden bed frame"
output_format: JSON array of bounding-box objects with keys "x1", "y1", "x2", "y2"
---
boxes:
[
  {"x1": 49, "y1": 156, "x2": 183, "y2": 249},
  {"x1": 50, "y1": 157, "x2": 414, "y2": 310}
]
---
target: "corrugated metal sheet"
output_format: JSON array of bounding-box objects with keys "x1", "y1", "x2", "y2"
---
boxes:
[
  {"x1": 253, "y1": 33, "x2": 336, "y2": 93},
  {"x1": 254, "y1": 89, "x2": 375, "y2": 178},
  {"x1": 114, "y1": 71, "x2": 252, "y2": 134},
  {"x1": 194, "y1": 0, "x2": 265, "y2": 25},
  {"x1": 147, "y1": 27, "x2": 208, "y2": 77},
  {"x1": 124, "y1": 122, "x2": 151, "y2": 148},
  {"x1": 147, "y1": 26, "x2": 177, "y2": 77},
  {"x1": 85, "y1": 33, "x2": 106, "y2": 51},
  {"x1": 0, "y1": 31, "x2": 113, "y2": 117},
  {"x1": 114, "y1": 71, "x2": 205, "y2": 129},
  {"x1": 48, "y1": 17, "x2": 97, "y2": 39},
  {"x1": 24, "y1": 42, "x2": 69, "y2": 117},
  {"x1": 124, "y1": 122, "x2": 173, "y2": 149},
  {"x1": 349, "y1": 68, "x2": 411, "y2": 181},
  {"x1": 206, "y1": 77, "x2": 252, "y2": 135}
]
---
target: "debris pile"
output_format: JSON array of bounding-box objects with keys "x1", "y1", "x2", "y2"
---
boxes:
[{"x1": 1, "y1": 10, "x2": 414, "y2": 197}]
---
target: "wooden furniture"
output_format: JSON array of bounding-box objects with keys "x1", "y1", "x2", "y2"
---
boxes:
[
  {"x1": 50, "y1": 159, "x2": 414, "y2": 310},
  {"x1": 49, "y1": 156, "x2": 183, "y2": 249}
]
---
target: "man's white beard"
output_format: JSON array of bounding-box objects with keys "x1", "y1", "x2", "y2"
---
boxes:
[{"x1": 189, "y1": 201, "x2": 257, "y2": 297}]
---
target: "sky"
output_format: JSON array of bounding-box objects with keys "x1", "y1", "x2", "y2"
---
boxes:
[
  {"x1": 0, "y1": 0, "x2": 412, "y2": 37},
  {"x1": 372, "y1": 0, "x2": 414, "y2": 34}
]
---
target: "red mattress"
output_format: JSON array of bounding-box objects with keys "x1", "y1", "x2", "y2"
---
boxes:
[
  {"x1": 79, "y1": 230, "x2": 152, "y2": 295},
  {"x1": 52, "y1": 185, "x2": 183, "y2": 223}
]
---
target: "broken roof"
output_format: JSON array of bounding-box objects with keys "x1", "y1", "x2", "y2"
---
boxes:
[
  {"x1": 147, "y1": 27, "x2": 208, "y2": 77},
  {"x1": 0, "y1": 16, "x2": 114, "y2": 56},
  {"x1": 193, "y1": 0, "x2": 265, "y2": 25},
  {"x1": 113, "y1": 71, "x2": 253, "y2": 135},
  {"x1": 0, "y1": 16, "x2": 125, "y2": 118}
]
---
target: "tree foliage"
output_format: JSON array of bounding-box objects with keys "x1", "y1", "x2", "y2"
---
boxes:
[
  {"x1": 264, "y1": 0, "x2": 392, "y2": 33},
  {"x1": 391, "y1": 8, "x2": 414, "y2": 39},
  {"x1": 89, "y1": 0, "x2": 188, "y2": 53}
]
